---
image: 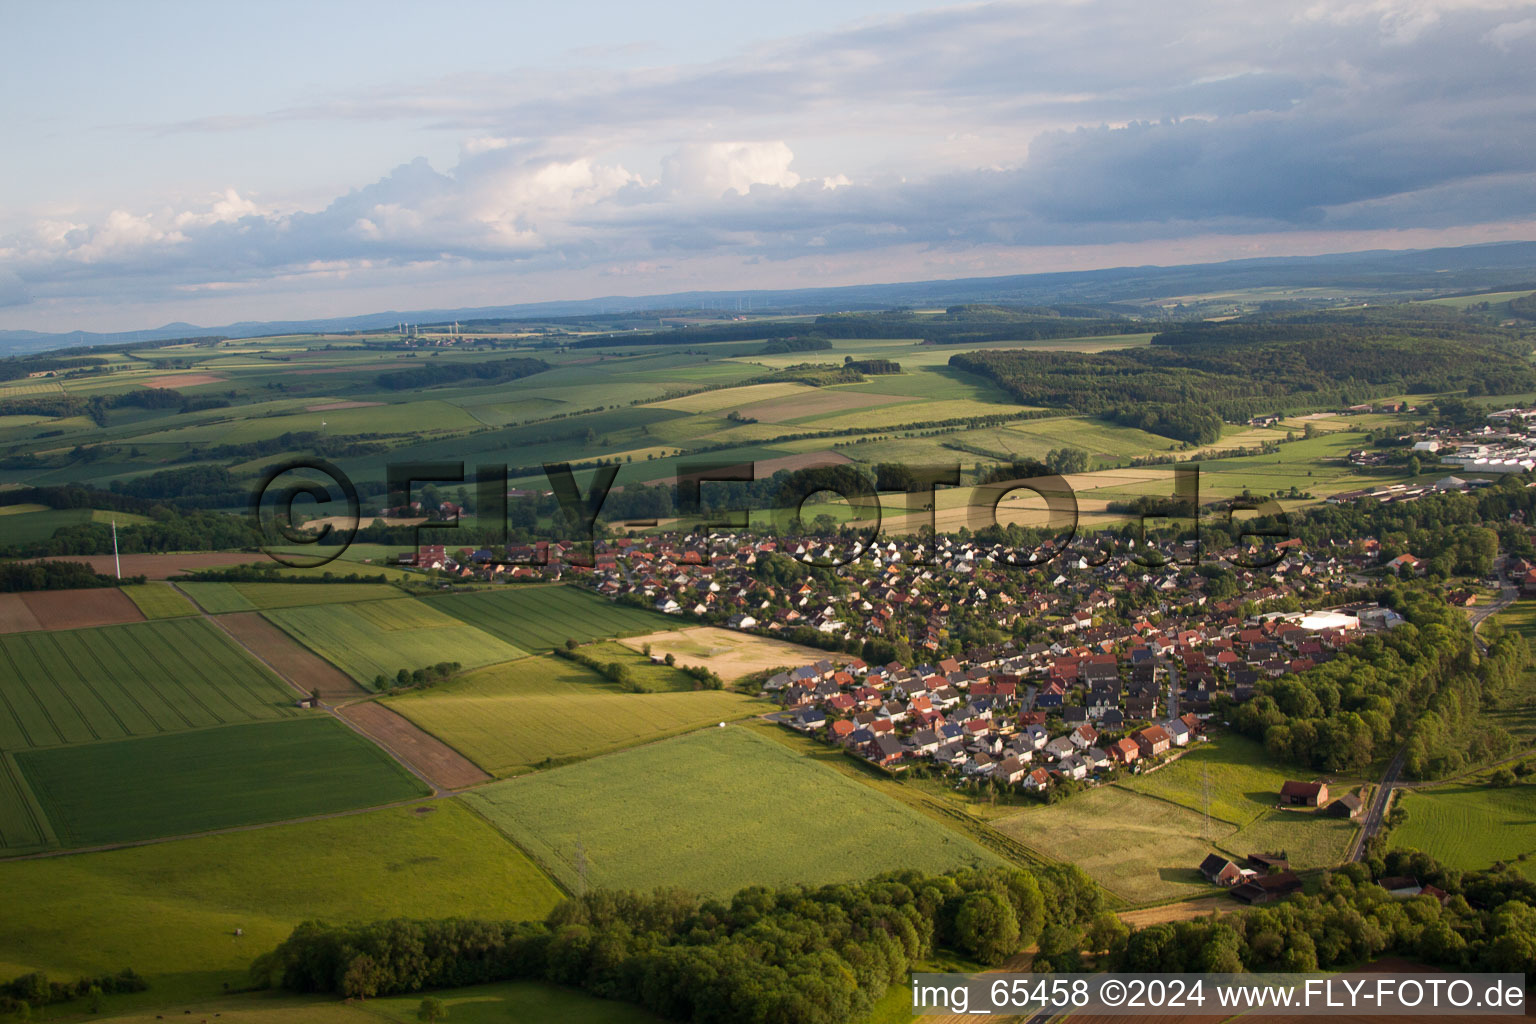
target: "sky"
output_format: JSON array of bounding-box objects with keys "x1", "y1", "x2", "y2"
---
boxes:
[{"x1": 5, "y1": 0, "x2": 1536, "y2": 333}]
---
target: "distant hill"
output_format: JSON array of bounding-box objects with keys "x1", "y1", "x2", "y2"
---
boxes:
[{"x1": 4, "y1": 239, "x2": 1536, "y2": 358}]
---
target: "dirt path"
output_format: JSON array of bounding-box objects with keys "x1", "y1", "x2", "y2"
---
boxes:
[
  {"x1": 212, "y1": 611, "x2": 364, "y2": 701},
  {"x1": 183, "y1": 588, "x2": 487, "y2": 794},
  {"x1": 338, "y1": 700, "x2": 490, "y2": 790}
]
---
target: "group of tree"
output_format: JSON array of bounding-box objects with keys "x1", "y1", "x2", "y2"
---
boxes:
[
  {"x1": 949, "y1": 304, "x2": 1536, "y2": 442},
  {"x1": 1107, "y1": 851, "x2": 1535, "y2": 975},
  {"x1": 0, "y1": 559, "x2": 143, "y2": 592},
  {"x1": 373, "y1": 662, "x2": 462, "y2": 692},
  {"x1": 1226, "y1": 588, "x2": 1525, "y2": 777},
  {"x1": 0, "y1": 968, "x2": 146, "y2": 1017},
  {"x1": 251, "y1": 863, "x2": 1102, "y2": 1022},
  {"x1": 374, "y1": 356, "x2": 549, "y2": 391}
]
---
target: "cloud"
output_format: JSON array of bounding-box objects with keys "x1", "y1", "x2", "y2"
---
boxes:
[{"x1": 6, "y1": 0, "x2": 1536, "y2": 325}]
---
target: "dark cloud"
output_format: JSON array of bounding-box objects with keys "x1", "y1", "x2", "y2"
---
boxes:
[{"x1": 7, "y1": 0, "x2": 1536, "y2": 313}]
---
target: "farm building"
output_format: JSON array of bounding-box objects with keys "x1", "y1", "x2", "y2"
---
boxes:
[
  {"x1": 1279, "y1": 780, "x2": 1328, "y2": 807},
  {"x1": 1231, "y1": 871, "x2": 1302, "y2": 905},
  {"x1": 1248, "y1": 852, "x2": 1290, "y2": 873},
  {"x1": 1199, "y1": 854, "x2": 1242, "y2": 886},
  {"x1": 1329, "y1": 791, "x2": 1365, "y2": 819}
]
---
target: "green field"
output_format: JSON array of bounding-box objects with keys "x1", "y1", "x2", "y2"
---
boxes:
[
  {"x1": 0, "y1": 618, "x2": 299, "y2": 753},
  {"x1": 426, "y1": 584, "x2": 678, "y2": 652},
  {"x1": 264, "y1": 598, "x2": 525, "y2": 685},
  {"x1": 1390, "y1": 782, "x2": 1536, "y2": 877},
  {"x1": 0, "y1": 800, "x2": 563, "y2": 1006},
  {"x1": 120, "y1": 582, "x2": 200, "y2": 618},
  {"x1": 0, "y1": 754, "x2": 52, "y2": 851},
  {"x1": 991, "y1": 785, "x2": 1237, "y2": 904},
  {"x1": 1219, "y1": 807, "x2": 1359, "y2": 869},
  {"x1": 369, "y1": 982, "x2": 663, "y2": 1024},
  {"x1": 464, "y1": 725, "x2": 1004, "y2": 895},
  {"x1": 388, "y1": 653, "x2": 761, "y2": 776},
  {"x1": 179, "y1": 581, "x2": 404, "y2": 614},
  {"x1": 1119, "y1": 734, "x2": 1300, "y2": 826},
  {"x1": 14, "y1": 717, "x2": 430, "y2": 847}
]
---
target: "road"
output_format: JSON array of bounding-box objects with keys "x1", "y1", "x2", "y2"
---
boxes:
[{"x1": 1350, "y1": 742, "x2": 1407, "y2": 862}]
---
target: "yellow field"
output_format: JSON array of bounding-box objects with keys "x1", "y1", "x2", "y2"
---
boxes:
[
  {"x1": 618, "y1": 626, "x2": 831, "y2": 681},
  {"x1": 650, "y1": 381, "x2": 814, "y2": 413}
]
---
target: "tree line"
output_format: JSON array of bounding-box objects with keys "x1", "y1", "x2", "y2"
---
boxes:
[{"x1": 251, "y1": 863, "x2": 1103, "y2": 1022}]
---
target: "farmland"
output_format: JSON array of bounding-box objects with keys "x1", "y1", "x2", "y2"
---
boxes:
[
  {"x1": 0, "y1": 587, "x2": 146, "y2": 633},
  {"x1": 0, "y1": 800, "x2": 562, "y2": 1003},
  {"x1": 463, "y1": 726, "x2": 1004, "y2": 895},
  {"x1": 15, "y1": 717, "x2": 430, "y2": 847},
  {"x1": 178, "y1": 580, "x2": 403, "y2": 614},
  {"x1": 425, "y1": 584, "x2": 678, "y2": 652},
  {"x1": 0, "y1": 618, "x2": 298, "y2": 753},
  {"x1": 387, "y1": 652, "x2": 761, "y2": 775},
  {"x1": 120, "y1": 582, "x2": 199, "y2": 618},
  {"x1": 1390, "y1": 782, "x2": 1536, "y2": 877},
  {"x1": 263, "y1": 598, "x2": 524, "y2": 685}
]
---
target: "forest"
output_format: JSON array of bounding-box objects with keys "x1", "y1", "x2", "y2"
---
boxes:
[{"x1": 950, "y1": 306, "x2": 1536, "y2": 442}]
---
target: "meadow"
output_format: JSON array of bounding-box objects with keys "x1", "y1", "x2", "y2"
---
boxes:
[
  {"x1": 178, "y1": 580, "x2": 404, "y2": 614},
  {"x1": 1118, "y1": 734, "x2": 1303, "y2": 827},
  {"x1": 464, "y1": 725, "x2": 1004, "y2": 895},
  {"x1": 0, "y1": 800, "x2": 563, "y2": 1008},
  {"x1": 0, "y1": 618, "x2": 299, "y2": 752},
  {"x1": 617, "y1": 626, "x2": 830, "y2": 682},
  {"x1": 1390, "y1": 782, "x2": 1536, "y2": 877},
  {"x1": 263, "y1": 598, "x2": 524, "y2": 685},
  {"x1": 990, "y1": 785, "x2": 1238, "y2": 904},
  {"x1": 387, "y1": 653, "x2": 760, "y2": 776},
  {"x1": 1218, "y1": 807, "x2": 1359, "y2": 869},
  {"x1": 15, "y1": 717, "x2": 430, "y2": 847},
  {"x1": 425, "y1": 584, "x2": 678, "y2": 652}
]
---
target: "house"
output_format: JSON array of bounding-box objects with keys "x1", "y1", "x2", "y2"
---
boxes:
[
  {"x1": 1083, "y1": 746, "x2": 1111, "y2": 770},
  {"x1": 1134, "y1": 724, "x2": 1171, "y2": 759},
  {"x1": 1230, "y1": 871, "x2": 1302, "y2": 904},
  {"x1": 1328, "y1": 792, "x2": 1365, "y2": 819},
  {"x1": 1200, "y1": 854, "x2": 1242, "y2": 886},
  {"x1": 1378, "y1": 875, "x2": 1423, "y2": 898},
  {"x1": 1021, "y1": 767, "x2": 1051, "y2": 792},
  {"x1": 1248, "y1": 852, "x2": 1290, "y2": 873},
  {"x1": 1044, "y1": 736, "x2": 1076, "y2": 761},
  {"x1": 1279, "y1": 780, "x2": 1328, "y2": 807},
  {"x1": 790, "y1": 707, "x2": 826, "y2": 732},
  {"x1": 866, "y1": 734, "x2": 906, "y2": 767},
  {"x1": 1110, "y1": 737, "x2": 1140, "y2": 765},
  {"x1": 996, "y1": 755, "x2": 1030, "y2": 785}
]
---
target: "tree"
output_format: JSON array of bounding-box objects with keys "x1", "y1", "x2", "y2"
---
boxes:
[
  {"x1": 417, "y1": 996, "x2": 448, "y2": 1022},
  {"x1": 88, "y1": 984, "x2": 105, "y2": 1014},
  {"x1": 953, "y1": 890, "x2": 1021, "y2": 965}
]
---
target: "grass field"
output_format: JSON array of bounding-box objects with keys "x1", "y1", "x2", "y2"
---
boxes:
[
  {"x1": 90, "y1": 984, "x2": 662, "y2": 1024},
  {"x1": 264, "y1": 598, "x2": 525, "y2": 685},
  {"x1": 464, "y1": 725, "x2": 1004, "y2": 895},
  {"x1": 426, "y1": 584, "x2": 678, "y2": 652},
  {"x1": 14, "y1": 717, "x2": 430, "y2": 847},
  {"x1": 1119, "y1": 734, "x2": 1301, "y2": 827},
  {"x1": 0, "y1": 618, "x2": 299, "y2": 754},
  {"x1": 120, "y1": 582, "x2": 199, "y2": 618},
  {"x1": 1390, "y1": 782, "x2": 1536, "y2": 878},
  {"x1": 991, "y1": 785, "x2": 1238, "y2": 904},
  {"x1": 178, "y1": 581, "x2": 404, "y2": 614},
  {"x1": 0, "y1": 800, "x2": 563, "y2": 1008},
  {"x1": 388, "y1": 653, "x2": 761, "y2": 776},
  {"x1": 1219, "y1": 807, "x2": 1359, "y2": 869}
]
